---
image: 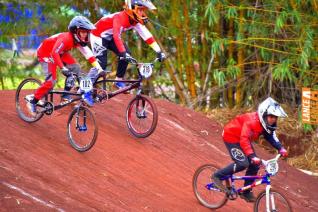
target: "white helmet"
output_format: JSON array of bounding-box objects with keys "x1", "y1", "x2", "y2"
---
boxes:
[{"x1": 257, "y1": 97, "x2": 287, "y2": 134}]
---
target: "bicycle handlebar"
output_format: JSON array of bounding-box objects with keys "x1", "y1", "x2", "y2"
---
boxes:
[
  {"x1": 261, "y1": 154, "x2": 281, "y2": 166},
  {"x1": 119, "y1": 57, "x2": 160, "y2": 65}
]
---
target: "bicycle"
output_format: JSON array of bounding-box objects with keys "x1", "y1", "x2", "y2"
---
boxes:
[
  {"x1": 92, "y1": 58, "x2": 159, "y2": 138},
  {"x1": 15, "y1": 75, "x2": 98, "y2": 152},
  {"x1": 192, "y1": 154, "x2": 292, "y2": 211}
]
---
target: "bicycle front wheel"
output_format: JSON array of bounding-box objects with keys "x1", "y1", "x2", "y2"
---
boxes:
[
  {"x1": 126, "y1": 95, "x2": 158, "y2": 138},
  {"x1": 15, "y1": 78, "x2": 45, "y2": 123},
  {"x1": 254, "y1": 189, "x2": 292, "y2": 212},
  {"x1": 193, "y1": 164, "x2": 228, "y2": 209},
  {"x1": 67, "y1": 106, "x2": 98, "y2": 152}
]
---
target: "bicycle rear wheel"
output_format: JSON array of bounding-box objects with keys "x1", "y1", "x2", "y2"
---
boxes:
[
  {"x1": 67, "y1": 106, "x2": 98, "y2": 152},
  {"x1": 15, "y1": 78, "x2": 45, "y2": 123},
  {"x1": 193, "y1": 164, "x2": 228, "y2": 209},
  {"x1": 254, "y1": 189, "x2": 292, "y2": 212},
  {"x1": 126, "y1": 95, "x2": 158, "y2": 138}
]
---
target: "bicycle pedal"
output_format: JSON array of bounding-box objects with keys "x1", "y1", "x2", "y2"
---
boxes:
[{"x1": 227, "y1": 190, "x2": 238, "y2": 200}]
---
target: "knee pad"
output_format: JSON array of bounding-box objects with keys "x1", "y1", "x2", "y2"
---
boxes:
[{"x1": 233, "y1": 163, "x2": 248, "y2": 173}]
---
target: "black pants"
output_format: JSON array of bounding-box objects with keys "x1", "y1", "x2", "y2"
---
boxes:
[
  {"x1": 95, "y1": 38, "x2": 131, "y2": 78},
  {"x1": 214, "y1": 142, "x2": 260, "y2": 191}
]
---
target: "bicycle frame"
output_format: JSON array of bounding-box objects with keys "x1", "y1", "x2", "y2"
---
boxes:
[
  {"x1": 94, "y1": 78, "x2": 142, "y2": 100},
  {"x1": 226, "y1": 173, "x2": 271, "y2": 193},
  {"x1": 37, "y1": 90, "x2": 82, "y2": 114},
  {"x1": 94, "y1": 61, "x2": 154, "y2": 101}
]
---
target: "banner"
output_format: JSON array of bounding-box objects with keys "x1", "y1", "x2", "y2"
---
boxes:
[{"x1": 302, "y1": 88, "x2": 318, "y2": 124}]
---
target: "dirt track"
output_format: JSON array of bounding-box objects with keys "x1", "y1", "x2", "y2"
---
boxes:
[{"x1": 0, "y1": 90, "x2": 317, "y2": 211}]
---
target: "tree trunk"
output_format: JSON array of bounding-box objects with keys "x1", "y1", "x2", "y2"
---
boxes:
[
  {"x1": 227, "y1": 17, "x2": 235, "y2": 108},
  {"x1": 183, "y1": 0, "x2": 197, "y2": 100},
  {"x1": 235, "y1": 9, "x2": 245, "y2": 107}
]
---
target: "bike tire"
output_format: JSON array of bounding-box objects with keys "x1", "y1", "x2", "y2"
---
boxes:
[
  {"x1": 254, "y1": 189, "x2": 293, "y2": 212},
  {"x1": 15, "y1": 78, "x2": 45, "y2": 123},
  {"x1": 67, "y1": 106, "x2": 98, "y2": 152},
  {"x1": 126, "y1": 95, "x2": 158, "y2": 138},
  {"x1": 193, "y1": 164, "x2": 228, "y2": 209}
]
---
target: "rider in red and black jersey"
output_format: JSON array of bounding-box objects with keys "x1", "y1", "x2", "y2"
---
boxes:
[
  {"x1": 213, "y1": 97, "x2": 288, "y2": 202},
  {"x1": 27, "y1": 16, "x2": 103, "y2": 114},
  {"x1": 90, "y1": 0, "x2": 166, "y2": 88}
]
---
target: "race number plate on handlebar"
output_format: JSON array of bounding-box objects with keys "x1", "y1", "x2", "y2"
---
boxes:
[
  {"x1": 80, "y1": 77, "x2": 93, "y2": 92},
  {"x1": 139, "y1": 63, "x2": 153, "y2": 79}
]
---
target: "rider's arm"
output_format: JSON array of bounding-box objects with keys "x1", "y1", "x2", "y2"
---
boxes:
[
  {"x1": 51, "y1": 38, "x2": 67, "y2": 69},
  {"x1": 239, "y1": 122, "x2": 255, "y2": 157},
  {"x1": 77, "y1": 45, "x2": 103, "y2": 71},
  {"x1": 133, "y1": 23, "x2": 161, "y2": 53},
  {"x1": 263, "y1": 131, "x2": 282, "y2": 150},
  {"x1": 112, "y1": 14, "x2": 127, "y2": 54}
]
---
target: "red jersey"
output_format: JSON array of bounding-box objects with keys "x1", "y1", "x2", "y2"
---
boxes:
[
  {"x1": 91, "y1": 11, "x2": 160, "y2": 53},
  {"x1": 222, "y1": 112, "x2": 264, "y2": 156},
  {"x1": 37, "y1": 32, "x2": 96, "y2": 68}
]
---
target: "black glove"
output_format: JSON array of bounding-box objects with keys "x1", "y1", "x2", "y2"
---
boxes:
[
  {"x1": 119, "y1": 52, "x2": 137, "y2": 63},
  {"x1": 61, "y1": 66, "x2": 72, "y2": 77},
  {"x1": 156, "y1": 52, "x2": 166, "y2": 62},
  {"x1": 65, "y1": 75, "x2": 76, "y2": 88}
]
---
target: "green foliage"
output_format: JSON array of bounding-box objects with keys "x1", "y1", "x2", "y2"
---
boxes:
[
  {"x1": 273, "y1": 59, "x2": 296, "y2": 82},
  {"x1": 303, "y1": 123, "x2": 314, "y2": 134},
  {"x1": 205, "y1": 0, "x2": 220, "y2": 26},
  {"x1": 225, "y1": 7, "x2": 237, "y2": 19},
  {"x1": 226, "y1": 58, "x2": 240, "y2": 79},
  {"x1": 210, "y1": 38, "x2": 227, "y2": 56},
  {"x1": 213, "y1": 69, "x2": 226, "y2": 86}
]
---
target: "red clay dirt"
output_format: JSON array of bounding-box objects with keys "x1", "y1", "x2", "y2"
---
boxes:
[{"x1": 0, "y1": 90, "x2": 317, "y2": 211}]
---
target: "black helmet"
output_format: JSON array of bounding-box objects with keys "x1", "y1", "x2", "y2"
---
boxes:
[{"x1": 68, "y1": 16, "x2": 96, "y2": 46}]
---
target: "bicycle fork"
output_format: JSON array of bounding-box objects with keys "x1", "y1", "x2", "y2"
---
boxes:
[
  {"x1": 266, "y1": 185, "x2": 277, "y2": 212},
  {"x1": 76, "y1": 107, "x2": 87, "y2": 132}
]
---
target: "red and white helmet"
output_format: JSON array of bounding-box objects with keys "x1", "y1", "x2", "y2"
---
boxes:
[
  {"x1": 258, "y1": 97, "x2": 287, "y2": 134},
  {"x1": 124, "y1": 0, "x2": 156, "y2": 25}
]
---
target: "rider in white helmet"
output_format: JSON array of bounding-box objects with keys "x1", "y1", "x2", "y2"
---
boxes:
[{"x1": 212, "y1": 97, "x2": 288, "y2": 202}]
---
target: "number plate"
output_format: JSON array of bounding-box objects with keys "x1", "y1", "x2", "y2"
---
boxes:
[
  {"x1": 139, "y1": 64, "x2": 153, "y2": 79},
  {"x1": 80, "y1": 77, "x2": 93, "y2": 92},
  {"x1": 266, "y1": 161, "x2": 279, "y2": 175}
]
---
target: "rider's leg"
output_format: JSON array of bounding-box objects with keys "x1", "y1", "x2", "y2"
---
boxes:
[
  {"x1": 34, "y1": 62, "x2": 57, "y2": 101},
  {"x1": 243, "y1": 144, "x2": 260, "y2": 187},
  {"x1": 90, "y1": 34, "x2": 107, "y2": 71},
  {"x1": 62, "y1": 62, "x2": 81, "y2": 101},
  {"x1": 240, "y1": 145, "x2": 260, "y2": 202},
  {"x1": 213, "y1": 142, "x2": 249, "y2": 192},
  {"x1": 61, "y1": 53, "x2": 79, "y2": 96},
  {"x1": 28, "y1": 62, "x2": 57, "y2": 113},
  {"x1": 88, "y1": 35, "x2": 108, "y2": 83},
  {"x1": 107, "y1": 39, "x2": 131, "y2": 88}
]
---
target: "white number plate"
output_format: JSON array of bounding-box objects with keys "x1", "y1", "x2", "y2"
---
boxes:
[
  {"x1": 80, "y1": 77, "x2": 93, "y2": 92},
  {"x1": 139, "y1": 64, "x2": 153, "y2": 79}
]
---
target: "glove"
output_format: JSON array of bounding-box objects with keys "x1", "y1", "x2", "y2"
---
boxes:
[
  {"x1": 156, "y1": 52, "x2": 166, "y2": 62},
  {"x1": 119, "y1": 52, "x2": 137, "y2": 63},
  {"x1": 61, "y1": 66, "x2": 72, "y2": 77},
  {"x1": 65, "y1": 75, "x2": 75, "y2": 88},
  {"x1": 279, "y1": 147, "x2": 288, "y2": 157},
  {"x1": 248, "y1": 154, "x2": 261, "y2": 165}
]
